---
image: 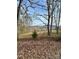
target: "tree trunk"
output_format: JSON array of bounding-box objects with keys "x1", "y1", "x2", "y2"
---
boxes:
[
  {"x1": 47, "y1": 0, "x2": 51, "y2": 36},
  {"x1": 17, "y1": 0, "x2": 23, "y2": 21},
  {"x1": 50, "y1": 17, "x2": 53, "y2": 36},
  {"x1": 50, "y1": 0, "x2": 54, "y2": 36},
  {"x1": 17, "y1": 0, "x2": 23, "y2": 39},
  {"x1": 56, "y1": 26, "x2": 59, "y2": 35},
  {"x1": 57, "y1": 2, "x2": 61, "y2": 36}
]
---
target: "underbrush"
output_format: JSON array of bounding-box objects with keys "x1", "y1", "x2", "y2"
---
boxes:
[
  {"x1": 32, "y1": 30, "x2": 38, "y2": 39},
  {"x1": 53, "y1": 34, "x2": 61, "y2": 41}
]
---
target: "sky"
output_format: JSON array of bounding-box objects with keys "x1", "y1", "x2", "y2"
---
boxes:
[
  {"x1": 17, "y1": 0, "x2": 60, "y2": 26},
  {"x1": 22, "y1": 0, "x2": 47, "y2": 26}
]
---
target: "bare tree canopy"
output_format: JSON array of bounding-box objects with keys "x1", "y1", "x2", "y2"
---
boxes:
[{"x1": 17, "y1": 0, "x2": 61, "y2": 36}]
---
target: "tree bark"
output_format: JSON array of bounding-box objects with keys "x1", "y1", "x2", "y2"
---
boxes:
[
  {"x1": 17, "y1": 0, "x2": 23, "y2": 39},
  {"x1": 50, "y1": 0, "x2": 54, "y2": 36},
  {"x1": 47, "y1": 0, "x2": 51, "y2": 36},
  {"x1": 17, "y1": 0, "x2": 23, "y2": 21},
  {"x1": 57, "y1": 1, "x2": 61, "y2": 35}
]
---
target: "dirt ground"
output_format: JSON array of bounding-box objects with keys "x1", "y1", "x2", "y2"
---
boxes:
[{"x1": 17, "y1": 37, "x2": 61, "y2": 59}]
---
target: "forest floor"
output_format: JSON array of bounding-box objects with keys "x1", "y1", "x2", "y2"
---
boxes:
[{"x1": 17, "y1": 37, "x2": 61, "y2": 59}]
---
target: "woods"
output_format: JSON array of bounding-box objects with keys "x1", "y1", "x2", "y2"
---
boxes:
[
  {"x1": 17, "y1": 0, "x2": 61, "y2": 38},
  {"x1": 17, "y1": 0, "x2": 61, "y2": 59}
]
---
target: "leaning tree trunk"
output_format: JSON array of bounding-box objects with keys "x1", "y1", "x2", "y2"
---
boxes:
[
  {"x1": 17, "y1": 0, "x2": 23, "y2": 39},
  {"x1": 17, "y1": 0, "x2": 23, "y2": 21}
]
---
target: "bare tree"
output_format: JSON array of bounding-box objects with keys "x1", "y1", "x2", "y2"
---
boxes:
[
  {"x1": 55, "y1": 0, "x2": 61, "y2": 35},
  {"x1": 17, "y1": 0, "x2": 47, "y2": 34},
  {"x1": 17, "y1": 0, "x2": 61, "y2": 37},
  {"x1": 17, "y1": 0, "x2": 23, "y2": 21},
  {"x1": 50, "y1": 0, "x2": 54, "y2": 35},
  {"x1": 47, "y1": 0, "x2": 51, "y2": 36}
]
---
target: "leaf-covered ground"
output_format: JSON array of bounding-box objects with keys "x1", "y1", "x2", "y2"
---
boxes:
[{"x1": 17, "y1": 38, "x2": 61, "y2": 59}]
